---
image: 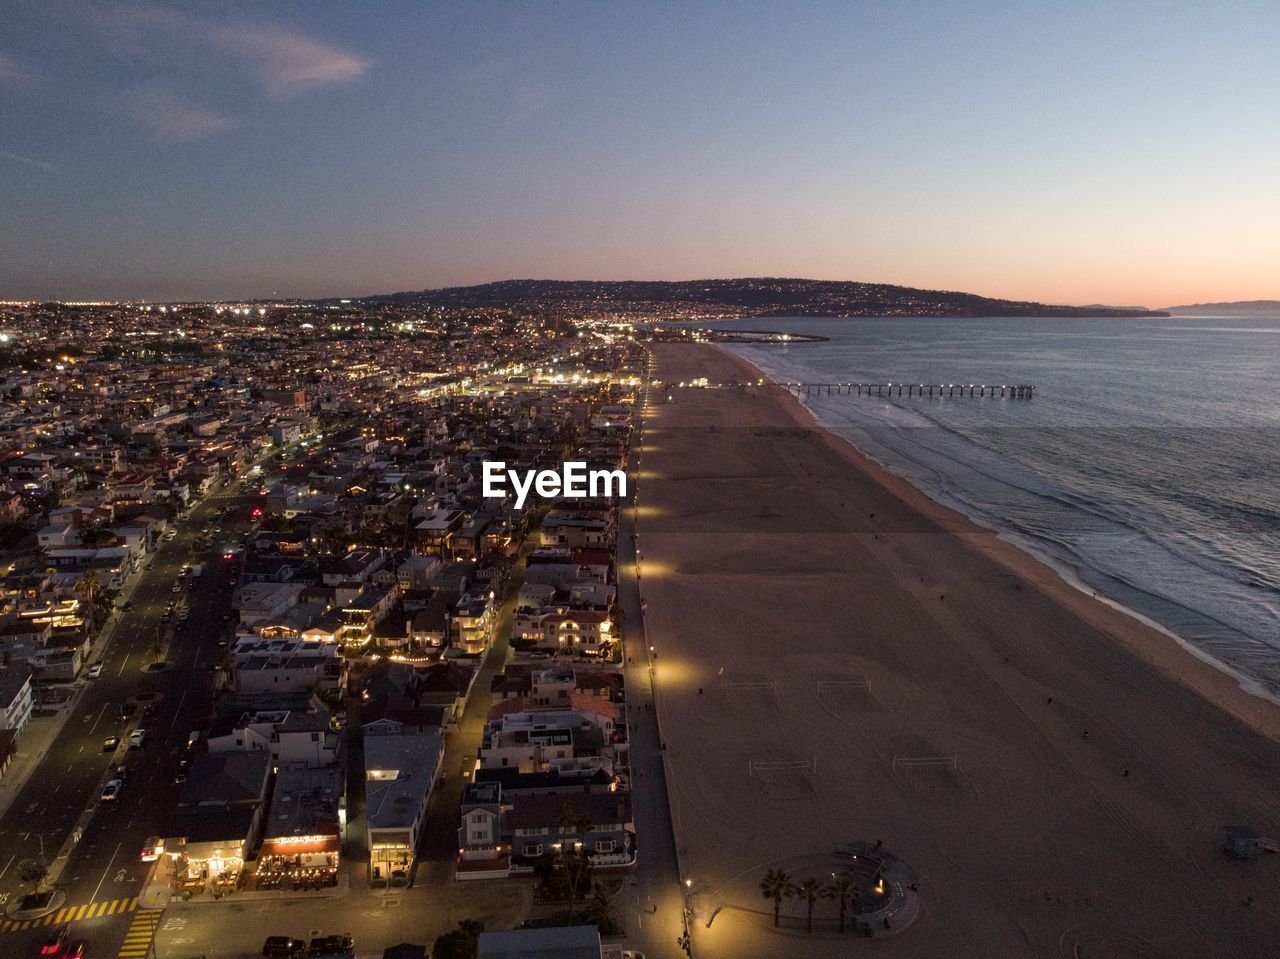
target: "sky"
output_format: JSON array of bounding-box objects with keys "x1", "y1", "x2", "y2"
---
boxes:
[{"x1": 2, "y1": 0, "x2": 1278, "y2": 307}]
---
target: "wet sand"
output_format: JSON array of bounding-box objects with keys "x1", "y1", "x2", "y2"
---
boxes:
[{"x1": 637, "y1": 343, "x2": 1280, "y2": 958}]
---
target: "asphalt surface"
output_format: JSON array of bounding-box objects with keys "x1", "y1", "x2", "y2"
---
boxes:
[{"x1": 0, "y1": 461, "x2": 285, "y2": 958}]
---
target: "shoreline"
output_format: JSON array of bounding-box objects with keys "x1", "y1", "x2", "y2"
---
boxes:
[
  {"x1": 710, "y1": 343, "x2": 1280, "y2": 743},
  {"x1": 637, "y1": 340, "x2": 1280, "y2": 957}
]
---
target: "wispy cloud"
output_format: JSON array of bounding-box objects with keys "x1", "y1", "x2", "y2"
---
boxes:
[
  {"x1": 115, "y1": 87, "x2": 237, "y2": 144},
  {"x1": 76, "y1": 2, "x2": 370, "y2": 98},
  {"x1": 206, "y1": 21, "x2": 370, "y2": 99},
  {"x1": 52, "y1": 1, "x2": 371, "y2": 142},
  {"x1": 0, "y1": 148, "x2": 57, "y2": 172}
]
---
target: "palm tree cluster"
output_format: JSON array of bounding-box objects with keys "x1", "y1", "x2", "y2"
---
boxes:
[{"x1": 759, "y1": 868, "x2": 862, "y2": 933}]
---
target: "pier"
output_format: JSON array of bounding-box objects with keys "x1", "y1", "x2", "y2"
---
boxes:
[{"x1": 783, "y1": 382, "x2": 1035, "y2": 399}]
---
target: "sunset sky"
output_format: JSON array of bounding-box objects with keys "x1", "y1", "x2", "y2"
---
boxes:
[{"x1": 2, "y1": 1, "x2": 1277, "y2": 306}]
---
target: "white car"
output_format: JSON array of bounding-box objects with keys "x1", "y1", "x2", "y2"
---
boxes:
[
  {"x1": 100, "y1": 779, "x2": 123, "y2": 801},
  {"x1": 139, "y1": 836, "x2": 163, "y2": 862},
  {"x1": 85, "y1": 663, "x2": 104, "y2": 680},
  {"x1": 128, "y1": 729, "x2": 146, "y2": 749}
]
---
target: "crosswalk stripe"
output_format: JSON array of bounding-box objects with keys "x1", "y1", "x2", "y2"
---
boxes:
[{"x1": 0, "y1": 898, "x2": 147, "y2": 938}]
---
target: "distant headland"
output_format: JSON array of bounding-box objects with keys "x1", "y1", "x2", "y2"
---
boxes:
[
  {"x1": 363, "y1": 278, "x2": 1170, "y2": 319},
  {"x1": 1163, "y1": 300, "x2": 1280, "y2": 317}
]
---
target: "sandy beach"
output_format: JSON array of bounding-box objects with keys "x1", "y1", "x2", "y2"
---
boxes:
[{"x1": 637, "y1": 342, "x2": 1280, "y2": 958}]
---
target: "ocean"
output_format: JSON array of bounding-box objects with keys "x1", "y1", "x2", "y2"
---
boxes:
[{"x1": 708, "y1": 314, "x2": 1280, "y2": 701}]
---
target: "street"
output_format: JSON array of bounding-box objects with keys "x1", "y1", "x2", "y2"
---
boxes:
[{"x1": 0, "y1": 466, "x2": 279, "y2": 957}]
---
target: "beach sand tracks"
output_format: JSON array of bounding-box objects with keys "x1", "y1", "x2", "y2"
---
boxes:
[{"x1": 1058, "y1": 926, "x2": 1166, "y2": 958}]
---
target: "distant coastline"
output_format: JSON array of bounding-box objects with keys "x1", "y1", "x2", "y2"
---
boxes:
[
  {"x1": 649, "y1": 326, "x2": 828, "y2": 344},
  {"x1": 366, "y1": 277, "x2": 1171, "y2": 319},
  {"x1": 1163, "y1": 300, "x2": 1280, "y2": 317}
]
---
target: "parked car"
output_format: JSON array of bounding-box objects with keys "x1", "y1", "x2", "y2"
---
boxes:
[
  {"x1": 307, "y1": 935, "x2": 354, "y2": 957},
  {"x1": 262, "y1": 937, "x2": 307, "y2": 957},
  {"x1": 140, "y1": 836, "x2": 164, "y2": 862},
  {"x1": 100, "y1": 778, "x2": 123, "y2": 801},
  {"x1": 85, "y1": 663, "x2": 104, "y2": 680},
  {"x1": 103, "y1": 735, "x2": 120, "y2": 752}
]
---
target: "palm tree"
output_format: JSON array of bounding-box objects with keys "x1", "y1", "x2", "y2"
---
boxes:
[
  {"x1": 826, "y1": 874, "x2": 855, "y2": 933},
  {"x1": 797, "y1": 877, "x2": 824, "y2": 933},
  {"x1": 585, "y1": 881, "x2": 615, "y2": 932},
  {"x1": 17, "y1": 858, "x2": 46, "y2": 897},
  {"x1": 555, "y1": 802, "x2": 595, "y2": 924},
  {"x1": 759, "y1": 868, "x2": 796, "y2": 928},
  {"x1": 75, "y1": 568, "x2": 101, "y2": 631}
]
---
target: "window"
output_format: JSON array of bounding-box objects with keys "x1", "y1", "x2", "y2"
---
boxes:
[
  {"x1": 522, "y1": 843, "x2": 543, "y2": 857},
  {"x1": 595, "y1": 839, "x2": 616, "y2": 854}
]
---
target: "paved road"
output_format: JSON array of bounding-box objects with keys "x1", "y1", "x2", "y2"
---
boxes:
[
  {"x1": 616, "y1": 350, "x2": 690, "y2": 959},
  {"x1": 0, "y1": 450, "x2": 303, "y2": 958}
]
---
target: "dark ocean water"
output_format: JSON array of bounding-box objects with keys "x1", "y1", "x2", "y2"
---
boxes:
[{"x1": 709, "y1": 314, "x2": 1280, "y2": 700}]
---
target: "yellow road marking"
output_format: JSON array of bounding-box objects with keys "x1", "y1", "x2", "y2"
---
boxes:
[{"x1": 0, "y1": 897, "x2": 144, "y2": 937}]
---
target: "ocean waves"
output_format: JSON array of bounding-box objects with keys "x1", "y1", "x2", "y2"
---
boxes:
[{"x1": 714, "y1": 314, "x2": 1280, "y2": 700}]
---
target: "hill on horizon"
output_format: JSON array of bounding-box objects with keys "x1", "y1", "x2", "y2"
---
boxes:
[
  {"x1": 1163, "y1": 300, "x2": 1280, "y2": 317},
  {"x1": 360, "y1": 277, "x2": 1168, "y2": 319}
]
